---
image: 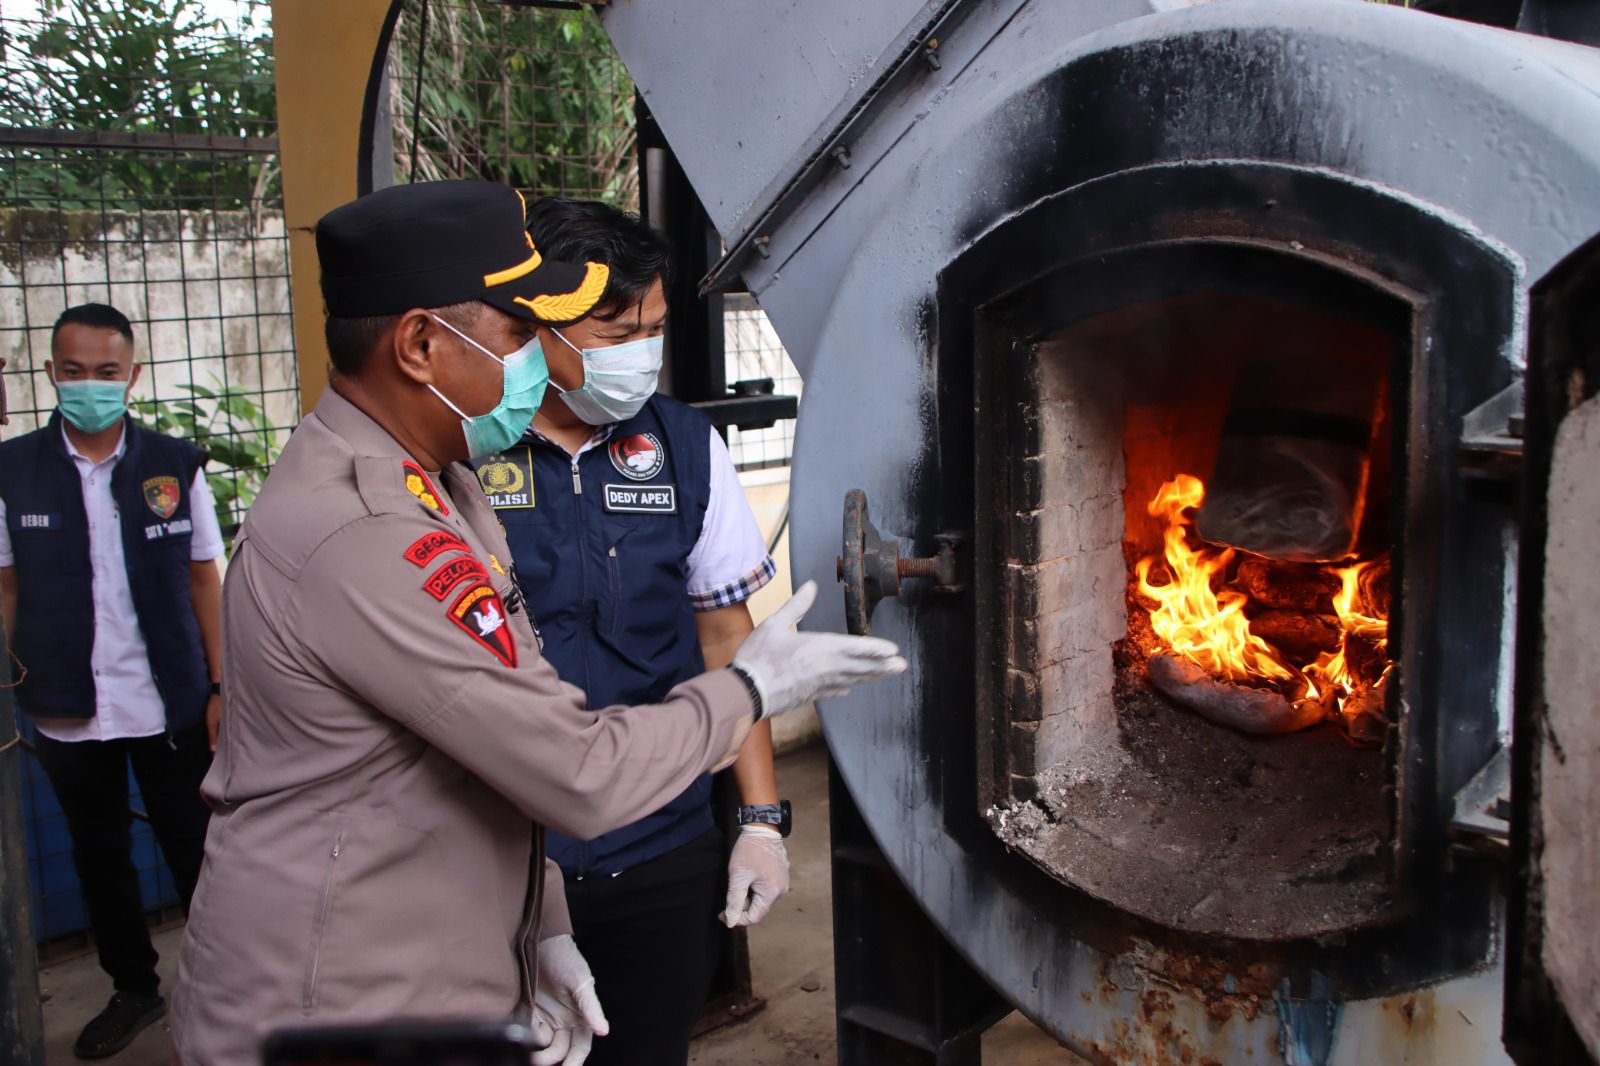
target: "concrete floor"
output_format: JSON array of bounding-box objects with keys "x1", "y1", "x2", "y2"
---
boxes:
[{"x1": 39, "y1": 743, "x2": 1083, "y2": 1065}]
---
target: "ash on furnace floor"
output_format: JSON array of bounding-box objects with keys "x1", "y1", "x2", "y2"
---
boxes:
[{"x1": 991, "y1": 622, "x2": 1393, "y2": 941}]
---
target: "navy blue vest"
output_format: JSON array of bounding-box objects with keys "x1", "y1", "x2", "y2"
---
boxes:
[
  {"x1": 0, "y1": 413, "x2": 210, "y2": 730},
  {"x1": 479, "y1": 396, "x2": 713, "y2": 876}
]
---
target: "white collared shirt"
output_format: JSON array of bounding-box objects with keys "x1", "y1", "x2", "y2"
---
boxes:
[{"x1": 0, "y1": 423, "x2": 224, "y2": 741}]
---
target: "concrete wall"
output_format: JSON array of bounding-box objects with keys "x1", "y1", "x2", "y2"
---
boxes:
[{"x1": 0, "y1": 207, "x2": 299, "y2": 440}]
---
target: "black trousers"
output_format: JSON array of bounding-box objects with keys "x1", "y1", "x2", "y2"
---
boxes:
[
  {"x1": 563, "y1": 827, "x2": 724, "y2": 1066},
  {"x1": 31, "y1": 721, "x2": 212, "y2": 997}
]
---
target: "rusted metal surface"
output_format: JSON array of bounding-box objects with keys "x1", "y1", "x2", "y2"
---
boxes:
[
  {"x1": 1333, "y1": 970, "x2": 1512, "y2": 1065},
  {"x1": 837, "y1": 489, "x2": 884, "y2": 636}
]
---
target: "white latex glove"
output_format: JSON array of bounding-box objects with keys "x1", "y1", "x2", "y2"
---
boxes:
[
  {"x1": 721, "y1": 824, "x2": 791, "y2": 928},
  {"x1": 530, "y1": 934, "x2": 609, "y2": 1066},
  {"x1": 732, "y1": 580, "x2": 907, "y2": 718}
]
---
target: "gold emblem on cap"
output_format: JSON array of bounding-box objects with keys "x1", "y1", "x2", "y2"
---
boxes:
[
  {"x1": 515, "y1": 261, "x2": 609, "y2": 321},
  {"x1": 483, "y1": 246, "x2": 544, "y2": 288}
]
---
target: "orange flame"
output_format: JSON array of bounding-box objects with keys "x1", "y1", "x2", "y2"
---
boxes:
[
  {"x1": 1135, "y1": 475, "x2": 1295, "y2": 684},
  {"x1": 1304, "y1": 563, "x2": 1390, "y2": 713},
  {"x1": 1135, "y1": 474, "x2": 1392, "y2": 734}
]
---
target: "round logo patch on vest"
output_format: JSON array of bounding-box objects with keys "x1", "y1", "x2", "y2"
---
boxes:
[
  {"x1": 142, "y1": 476, "x2": 180, "y2": 519},
  {"x1": 609, "y1": 433, "x2": 664, "y2": 481}
]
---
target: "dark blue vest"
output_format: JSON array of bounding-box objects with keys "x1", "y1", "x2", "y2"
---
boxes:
[
  {"x1": 480, "y1": 396, "x2": 713, "y2": 877},
  {"x1": 0, "y1": 413, "x2": 210, "y2": 730}
]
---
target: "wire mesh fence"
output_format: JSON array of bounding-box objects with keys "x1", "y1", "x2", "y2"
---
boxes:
[
  {"x1": 0, "y1": 0, "x2": 296, "y2": 540},
  {"x1": 724, "y1": 294, "x2": 802, "y2": 471},
  {"x1": 389, "y1": 0, "x2": 802, "y2": 467},
  {"x1": 389, "y1": 0, "x2": 638, "y2": 204}
]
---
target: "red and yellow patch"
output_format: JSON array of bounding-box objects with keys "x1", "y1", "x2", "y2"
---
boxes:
[
  {"x1": 403, "y1": 461, "x2": 448, "y2": 515},
  {"x1": 142, "y1": 476, "x2": 181, "y2": 519},
  {"x1": 448, "y1": 582, "x2": 517, "y2": 667},
  {"x1": 423, "y1": 555, "x2": 491, "y2": 602},
  {"x1": 403, "y1": 530, "x2": 470, "y2": 568}
]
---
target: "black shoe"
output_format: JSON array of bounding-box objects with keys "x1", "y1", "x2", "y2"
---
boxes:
[{"x1": 73, "y1": 991, "x2": 167, "y2": 1060}]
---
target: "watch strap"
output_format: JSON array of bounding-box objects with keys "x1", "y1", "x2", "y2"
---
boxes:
[
  {"x1": 728, "y1": 664, "x2": 765, "y2": 721},
  {"x1": 737, "y1": 801, "x2": 791, "y2": 838}
]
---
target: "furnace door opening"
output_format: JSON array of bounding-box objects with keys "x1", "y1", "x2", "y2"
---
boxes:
[{"x1": 981, "y1": 249, "x2": 1411, "y2": 942}]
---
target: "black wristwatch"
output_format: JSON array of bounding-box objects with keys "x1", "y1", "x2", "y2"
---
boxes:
[
  {"x1": 737, "y1": 800, "x2": 792, "y2": 838},
  {"x1": 208, "y1": 681, "x2": 222, "y2": 696}
]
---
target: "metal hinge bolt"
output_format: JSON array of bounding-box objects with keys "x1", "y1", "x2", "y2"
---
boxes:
[{"x1": 836, "y1": 490, "x2": 963, "y2": 635}]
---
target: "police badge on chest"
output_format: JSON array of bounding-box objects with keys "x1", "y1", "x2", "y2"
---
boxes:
[
  {"x1": 604, "y1": 432, "x2": 676, "y2": 514},
  {"x1": 475, "y1": 447, "x2": 535, "y2": 509}
]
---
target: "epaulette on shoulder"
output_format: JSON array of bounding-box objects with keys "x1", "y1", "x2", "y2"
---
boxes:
[{"x1": 353, "y1": 456, "x2": 452, "y2": 519}]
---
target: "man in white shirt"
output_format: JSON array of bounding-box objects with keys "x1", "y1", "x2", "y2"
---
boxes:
[{"x1": 0, "y1": 303, "x2": 224, "y2": 1059}]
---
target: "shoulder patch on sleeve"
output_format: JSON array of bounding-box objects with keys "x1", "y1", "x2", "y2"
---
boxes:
[
  {"x1": 404, "y1": 530, "x2": 471, "y2": 568},
  {"x1": 403, "y1": 461, "x2": 449, "y2": 515},
  {"x1": 422, "y1": 554, "x2": 491, "y2": 601},
  {"x1": 447, "y1": 582, "x2": 518, "y2": 667}
]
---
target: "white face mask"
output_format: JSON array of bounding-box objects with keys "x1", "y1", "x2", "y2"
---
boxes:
[{"x1": 552, "y1": 329, "x2": 664, "y2": 425}]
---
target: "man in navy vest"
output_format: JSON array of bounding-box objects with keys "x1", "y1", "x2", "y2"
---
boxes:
[
  {"x1": 473, "y1": 199, "x2": 789, "y2": 1066},
  {"x1": 0, "y1": 303, "x2": 223, "y2": 1059}
]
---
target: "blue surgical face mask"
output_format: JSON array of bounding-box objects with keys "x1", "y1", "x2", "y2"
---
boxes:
[
  {"x1": 55, "y1": 368, "x2": 131, "y2": 433},
  {"x1": 552, "y1": 329, "x2": 664, "y2": 426},
  {"x1": 427, "y1": 315, "x2": 550, "y2": 457}
]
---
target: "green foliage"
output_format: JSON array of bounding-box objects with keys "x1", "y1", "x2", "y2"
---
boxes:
[
  {"x1": 132, "y1": 381, "x2": 278, "y2": 542},
  {"x1": 391, "y1": 3, "x2": 638, "y2": 206},
  {"x1": 0, "y1": 0, "x2": 278, "y2": 209}
]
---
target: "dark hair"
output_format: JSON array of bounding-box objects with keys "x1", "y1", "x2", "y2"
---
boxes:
[
  {"x1": 323, "y1": 301, "x2": 481, "y2": 377},
  {"x1": 52, "y1": 303, "x2": 134, "y2": 347},
  {"x1": 525, "y1": 198, "x2": 673, "y2": 322}
]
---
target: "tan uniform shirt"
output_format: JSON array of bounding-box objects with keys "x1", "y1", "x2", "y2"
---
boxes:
[{"x1": 171, "y1": 387, "x2": 753, "y2": 1066}]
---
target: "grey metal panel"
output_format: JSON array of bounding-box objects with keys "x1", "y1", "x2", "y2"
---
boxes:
[
  {"x1": 750, "y1": 0, "x2": 1600, "y2": 372},
  {"x1": 600, "y1": 0, "x2": 931, "y2": 236},
  {"x1": 742, "y1": 0, "x2": 1170, "y2": 374}
]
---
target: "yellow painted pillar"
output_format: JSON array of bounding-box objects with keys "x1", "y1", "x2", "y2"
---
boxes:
[{"x1": 271, "y1": 0, "x2": 397, "y2": 415}]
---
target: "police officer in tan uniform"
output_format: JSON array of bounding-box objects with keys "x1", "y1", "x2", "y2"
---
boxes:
[{"x1": 169, "y1": 181, "x2": 904, "y2": 1066}]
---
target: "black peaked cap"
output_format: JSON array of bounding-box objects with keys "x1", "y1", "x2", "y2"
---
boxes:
[{"x1": 316, "y1": 180, "x2": 609, "y2": 326}]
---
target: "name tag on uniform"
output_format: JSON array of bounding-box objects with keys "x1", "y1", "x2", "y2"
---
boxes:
[
  {"x1": 604, "y1": 483, "x2": 677, "y2": 514},
  {"x1": 145, "y1": 518, "x2": 194, "y2": 540},
  {"x1": 475, "y1": 447, "x2": 536, "y2": 509},
  {"x1": 16, "y1": 513, "x2": 60, "y2": 530}
]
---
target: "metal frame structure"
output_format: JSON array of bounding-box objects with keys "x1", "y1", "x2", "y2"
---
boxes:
[{"x1": 831, "y1": 761, "x2": 1007, "y2": 1065}]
